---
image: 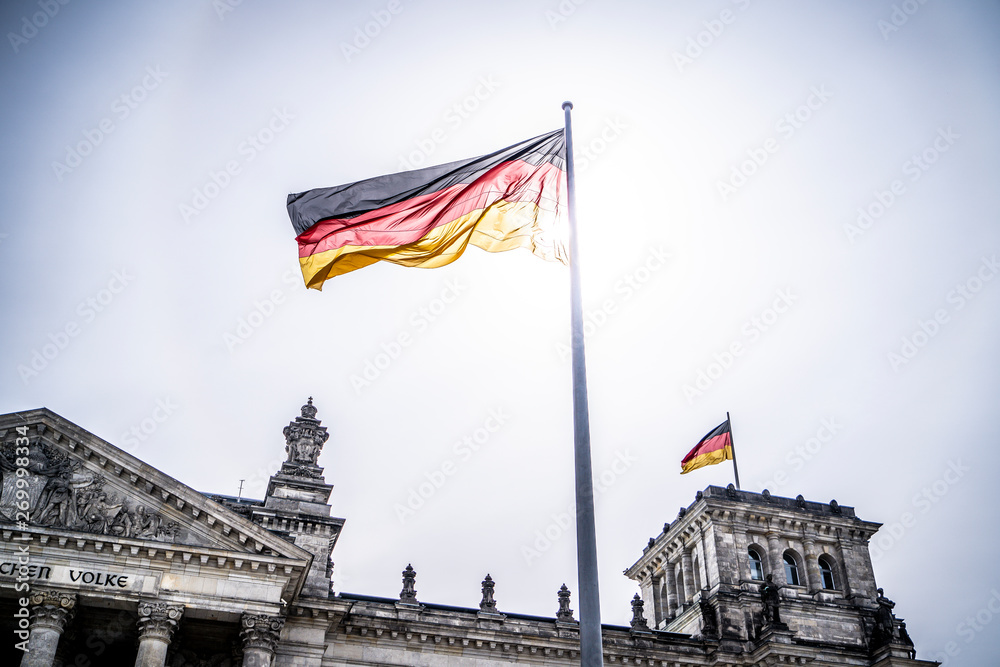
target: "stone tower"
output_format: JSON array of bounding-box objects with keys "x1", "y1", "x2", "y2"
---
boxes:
[
  {"x1": 251, "y1": 398, "x2": 345, "y2": 598},
  {"x1": 625, "y1": 485, "x2": 918, "y2": 662}
]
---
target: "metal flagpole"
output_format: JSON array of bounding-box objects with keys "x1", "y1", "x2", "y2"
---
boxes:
[
  {"x1": 727, "y1": 411, "x2": 741, "y2": 490},
  {"x1": 562, "y1": 101, "x2": 603, "y2": 667}
]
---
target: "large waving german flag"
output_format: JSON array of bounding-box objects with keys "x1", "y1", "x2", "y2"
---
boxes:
[
  {"x1": 287, "y1": 130, "x2": 568, "y2": 290},
  {"x1": 681, "y1": 419, "x2": 733, "y2": 474}
]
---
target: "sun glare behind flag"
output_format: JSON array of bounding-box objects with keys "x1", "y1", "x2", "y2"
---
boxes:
[
  {"x1": 681, "y1": 418, "x2": 733, "y2": 475},
  {"x1": 287, "y1": 129, "x2": 568, "y2": 290}
]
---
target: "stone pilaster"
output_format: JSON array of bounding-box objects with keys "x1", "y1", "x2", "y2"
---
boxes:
[
  {"x1": 135, "y1": 602, "x2": 183, "y2": 667},
  {"x1": 803, "y1": 538, "x2": 822, "y2": 593},
  {"x1": 663, "y1": 560, "x2": 678, "y2": 617},
  {"x1": 681, "y1": 549, "x2": 695, "y2": 603},
  {"x1": 240, "y1": 613, "x2": 285, "y2": 667},
  {"x1": 21, "y1": 590, "x2": 76, "y2": 667},
  {"x1": 766, "y1": 531, "x2": 786, "y2": 586}
]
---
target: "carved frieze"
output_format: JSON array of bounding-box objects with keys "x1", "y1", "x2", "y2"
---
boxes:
[{"x1": 0, "y1": 440, "x2": 177, "y2": 541}]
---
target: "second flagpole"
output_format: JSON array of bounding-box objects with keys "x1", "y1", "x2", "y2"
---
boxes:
[{"x1": 563, "y1": 101, "x2": 604, "y2": 667}]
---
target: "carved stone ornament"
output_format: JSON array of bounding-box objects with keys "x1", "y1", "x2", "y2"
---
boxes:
[
  {"x1": 759, "y1": 574, "x2": 783, "y2": 627},
  {"x1": 629, "y1": 593, "x2": 649, "y2": 631},
  {"x1": 282, "y1": 398, "x2": 329, "y2": 469},
  {"x1": 400, "y1": 564, "x2": 417, "y2": 602},
  {"x1": 870, "y1": 588, "x2": 898, "y2": 649},
  {"x1": 240, "y1": 613, "x2": 285, "y2": 652},
  {"x1": 796, "y1": 494, "x2": 807, "y2": 508},
  {"x1": 0, "y1": 440, "x2": 178, "y2": 541},
  {"x1": 556, "y1": 584, "x2": 575, "y2": 622},
  {"x1": 726, "y1": 483, "x2": 738, "y2": 500},
  {"x1": 137, "y1": 601, "x2": 184, "y2": 642},
  {"x1": 480, "y1": 574, "x2": 497, "y2": 612},
  {"x1": 28, "y1": 589, "x2": 77, "y2": 632}
]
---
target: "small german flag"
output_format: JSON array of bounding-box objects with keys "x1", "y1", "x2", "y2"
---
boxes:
[
  {"x1": 287, "y1": 130, "x2": 568, "y2": 290},
  {"x1": 681, "y1": 419, "x2": 733, "y2": 474}
]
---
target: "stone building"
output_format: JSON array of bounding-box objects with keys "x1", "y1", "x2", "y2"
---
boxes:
[{"x1": 0, "y1": 403, "x2": 936, "y2": 666}]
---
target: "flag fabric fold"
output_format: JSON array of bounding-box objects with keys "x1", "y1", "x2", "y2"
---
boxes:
[
  {"x1": 287, "y1": 129, "x2": 568, "y2": 290},
  {"x1": 680, "y1": 419, "x2": 733, "y2": 474}
]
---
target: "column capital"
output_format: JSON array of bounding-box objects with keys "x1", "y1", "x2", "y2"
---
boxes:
[
  {"x1": 240, "y1": 613, "x2": 285, "y2": 652},
  {"x1": 137, "y1": 601, "x2": 184, "y2": 643},
  {"x1": 28, "y1": 589, "x2": 77, "y2": 632}
]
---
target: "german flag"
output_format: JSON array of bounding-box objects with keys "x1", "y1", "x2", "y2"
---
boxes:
[
  {"x1": 287, "y1": 130, "x2": 568, "y2": 290},
  {"x1": 681, "y1": 419, "x2": 733, "y2": 474}
]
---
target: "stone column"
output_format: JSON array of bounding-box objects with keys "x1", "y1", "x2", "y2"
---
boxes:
[
  {"x1": 135, "y1": 602, "x2": 183, "y2": 667},
  {"x1": 21, "y1": 590, "x2": 76, "y2": 667},
  {"x1": 803, "y1": 538, "x2": 822, "y2": 592},
  {"x1": 766, "y1": 531, "x2": 786, "y2": 585},
  {"x1": 681, "y1": 549, "x2": 695, "y2": 603},
  {"x1": 240, "y1": 613, "x2": 285, "y2": 667},
  {"x1": 663, "y1": 560, "x2": 678, "y2": 617}
]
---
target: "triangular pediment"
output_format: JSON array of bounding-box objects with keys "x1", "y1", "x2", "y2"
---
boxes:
[{"x1": 0, "y1": 408, "x2": 312, "y2": 563}]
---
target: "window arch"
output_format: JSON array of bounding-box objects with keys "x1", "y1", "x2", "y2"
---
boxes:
[
  {"x1": 748, "y1": 547, "x2": 765, "y2": 581},
  {"x1": 783, "y1": 552, "x2": 801, "y2": 586},
  {"x1": 818, "y1": 554, "x2": 838, "y2": 590}
]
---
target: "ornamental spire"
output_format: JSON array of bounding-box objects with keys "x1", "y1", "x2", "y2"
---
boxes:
[{"x1": 281, "y1": 397, "x2": 329, "y2": 476}]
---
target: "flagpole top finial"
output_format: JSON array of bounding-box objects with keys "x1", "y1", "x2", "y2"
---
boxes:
[{"x1": 562, "y1": 101, "x2": 573, "y2": 111}]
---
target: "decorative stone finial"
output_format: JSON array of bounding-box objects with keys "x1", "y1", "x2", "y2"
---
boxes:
[
  {"x1": 663, "y1": 522, "x2": 670, "y2": 534},
  {"x1": 480, "y1": 574, "x2": 497, "y2": 612},
  {"x1": 796, "y1": 494, "x2": 806, "y2": 508},
  {"x1": 282, "y1": 397, "x2": 329, "y2": 472},
  {"x1": 400, "y1": 564, "x2": 417, "y2": 603},
  {"x1": 647, "y1": 537, "x2": 656, "y2": 549},
  {"x1": 630, "y1": 593, "x2": 649, "y2": 631},
  {"x1": 556, "y1": 584, "x2": 575, "y2": 622}
]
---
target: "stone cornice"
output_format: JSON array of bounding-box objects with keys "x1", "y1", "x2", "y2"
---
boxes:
[
  {"x1": 336, "y1": 596, "x2": 710, "y2": 665},
  {"x1": 625, "y1": 487, "x2": 882, "y2": 581}
]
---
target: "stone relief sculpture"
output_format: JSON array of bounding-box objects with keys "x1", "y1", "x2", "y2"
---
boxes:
[
  {"x1": 759, "y1": 574, "x2": 783, "y2": 627},
  {"x1": 0, "y1": 440, "x2": 177, "y2": 541},
  {"x1": 282, "y1": 398, "x2": 329, "y2": 476}
]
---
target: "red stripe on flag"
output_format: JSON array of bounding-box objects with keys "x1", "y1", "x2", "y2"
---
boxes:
[{"x1": 296, "y1": 160, "x2": 564, "y2": 257}]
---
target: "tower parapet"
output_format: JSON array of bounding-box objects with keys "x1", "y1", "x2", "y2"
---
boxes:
[{"x1": 625, "y1": 485, "x2": 917, "y2": 660}]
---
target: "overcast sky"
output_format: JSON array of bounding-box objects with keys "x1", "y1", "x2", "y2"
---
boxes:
[{"x1": 2, "y1": 1, "x2": 998, "y2": 663}]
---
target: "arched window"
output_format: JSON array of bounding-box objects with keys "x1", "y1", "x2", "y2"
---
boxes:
[
  {"x1": 783, "y1": 553, "x2": 800, "y2": 586},
  {"x1": 748, "y1": 548, "x2": 765, "y2": 581},
  {"x1": 818, "y1": 555, "x2": 837, "y2": 590}
]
